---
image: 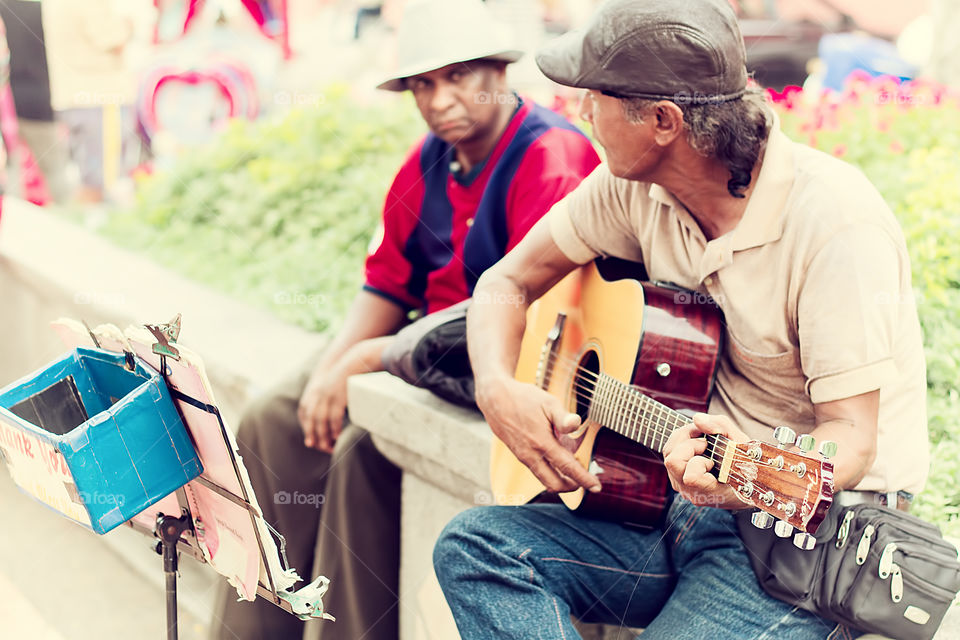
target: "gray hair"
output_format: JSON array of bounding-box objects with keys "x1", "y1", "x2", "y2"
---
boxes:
[{"x1": 621, "y1": 88, "x2": 771, "y2": 198}]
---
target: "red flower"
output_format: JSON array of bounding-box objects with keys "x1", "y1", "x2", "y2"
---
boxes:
[
  {"x1": 766, "y1": 85, "x2": 803, "y2": 110},
  {"x1": 832, "y1": 144, "x2": 847, "y2": 158}
]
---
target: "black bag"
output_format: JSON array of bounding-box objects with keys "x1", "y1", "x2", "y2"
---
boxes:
[
  {"x1": 381, "y1": 300, "x2": 476, "y2": 409},
  {"x1": 737, "y1": 502, "x2": 960, "y2": 640}
]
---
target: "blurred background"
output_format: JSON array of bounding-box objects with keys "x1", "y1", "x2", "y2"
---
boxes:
[
  {"x1": 0, "y1": 0, "x2": 953, "y2": 212},
  {"x1": 0, "y1": 1, "x2": 958, "y2": 639},
  {"x1": 2, "y1": 0, "x2": 954, "y2": 334}
]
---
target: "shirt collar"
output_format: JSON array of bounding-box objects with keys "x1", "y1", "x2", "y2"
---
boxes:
[
  {"x1": 648, "y1": 183, "x2": 706, "y2": 242},
  {"x1": 450, "y1": 94, "x2": 526, "y2": 187},
  {"x1": 730, "y1": 115, "x2": 795, "y2": 251},
  {"x1": 647, "y1": 114, "x2": 795, "y2": 251}
]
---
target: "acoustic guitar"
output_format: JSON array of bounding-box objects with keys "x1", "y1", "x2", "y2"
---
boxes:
[{"x1": 489, "y1": 259, "x2": 834, "y2": 535}]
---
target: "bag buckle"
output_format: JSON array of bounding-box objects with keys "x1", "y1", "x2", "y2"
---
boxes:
[
  {"x1": 836, "y1": 510, "x2": 855, "y2": 549},
  {"x1": 891, "y1": 564, "x2": 903, "y2": 602},
  {"x1": 856, "y1": 524, "x2": 875, "y2": 565},
  {"x1": 879, "y1": 542, "x2": 897, "y2": 579}
]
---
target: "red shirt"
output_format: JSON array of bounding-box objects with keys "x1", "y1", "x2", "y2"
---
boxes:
[{"x1": 364, "y1": 99, "x2": 599, "y2": 314}]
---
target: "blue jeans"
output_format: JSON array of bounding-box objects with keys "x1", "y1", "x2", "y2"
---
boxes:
[{"x1": 434, "y1": 497, "x2": 860, "y2": 639}]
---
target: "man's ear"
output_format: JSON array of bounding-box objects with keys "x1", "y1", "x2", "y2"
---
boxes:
[{"x1": 652, "y1": 101, "x2": 684, "y2": 146}]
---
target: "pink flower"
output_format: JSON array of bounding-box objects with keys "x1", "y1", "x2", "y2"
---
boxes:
[
  {"x1": 842, "y1": 70, "x2": 872, "y2": 100},
  {"x1": 871, "y1": 74, "x2": 903, "y2": 92},
  {"x1": 766, "y1": 85, "x2": 803, "y2": 110},
  {"x1": 889, "y1": 140, "x2": 904, "y2": 154},
  {"x1": 822, "y1": 104, "x2": 840, "y2": 130},
  {"x1": 832, "y1": 144, "x2": 847, "y2": 157},
  {"x1": 813, "y1": 111, "x2": 825, "y2": 131}
]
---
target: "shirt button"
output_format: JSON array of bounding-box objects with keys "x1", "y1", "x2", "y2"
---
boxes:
[
  {"x1": 704, "y1": 276, "x2": 714, "y2": 286},
  {"x1": 465, "y1": 218, "x2": 474, "y2": 227}
]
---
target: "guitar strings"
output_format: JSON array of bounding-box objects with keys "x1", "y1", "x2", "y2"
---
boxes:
[
  {"x1": 562, "y1": 374, "x2": 774, "y2": 488},
  {"x1": 543, "y1": 350, "x2": 725, "y2": 449},
  {"x1": 551, "y1": 371, "x2": 793, "y2": 502},
  {"x1": 552, "y1": 376, "x2": 783, "y2": 505},
  {"x1": 561, "y1": 372, "x2": 774, "y2": 474},
  {"x1": 544, "y1": 364, "x2": 804, "y2": 509},
  {"x1": 541, "y1": 351, "x2": 794, "y2": 473},
  {"x1": 537, "y1": 351, "x2": 822, "y2": 509}
]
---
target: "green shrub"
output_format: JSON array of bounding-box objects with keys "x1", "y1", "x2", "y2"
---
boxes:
[{"x1": 104, "y1": 86, "x2": 423, "y2": 333}]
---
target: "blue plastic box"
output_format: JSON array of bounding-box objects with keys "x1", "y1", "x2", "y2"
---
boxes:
[{"x1": 0, "y1": 347, "x2": 203, "y2": 534}]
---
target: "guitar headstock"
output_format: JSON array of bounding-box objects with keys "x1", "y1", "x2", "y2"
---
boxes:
[{"x1": 719, "y1": 435, "x2": 834, "y2": 534}]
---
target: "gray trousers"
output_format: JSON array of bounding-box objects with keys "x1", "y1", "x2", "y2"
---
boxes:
[{"x1": 212, "y1": 368, "x2": 401, "y2": 640}]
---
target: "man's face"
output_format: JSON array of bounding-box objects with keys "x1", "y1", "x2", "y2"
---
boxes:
[
  {"x1": 406, "y1": 62, "x2": 510, "y2": 147},
  {"x1": 580, "y1": 90, "x2": 660, "y2": 181}
]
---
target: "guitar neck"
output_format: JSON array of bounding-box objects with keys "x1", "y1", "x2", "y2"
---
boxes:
[{"x1": 587, "y1": 373, "x2": 727, "y2": 466}]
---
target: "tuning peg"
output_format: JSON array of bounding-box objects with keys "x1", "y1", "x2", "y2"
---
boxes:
[
  {"x1": 818, "y1": 440, "x2": 838, "y2": 459},
  {"x1": 796, "y1": 434, "x2": 816, "y2": 453},
  {"x1": 774, "y1": 520, "x2": 794, "y2": 538},
  {"x1": 751, "y1": 511, "x2": 774, "y2": 529},
  {"x1": 793, "y1": 532, "x2": 816, "y2": 550},
  {"x1": 773, "y1": 425, "x2": 796, "y2": 449}
]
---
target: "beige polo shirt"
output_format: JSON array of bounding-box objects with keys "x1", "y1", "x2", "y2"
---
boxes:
[{"x1": 548, "y1": 123, "x2": 929, "y2": 494}]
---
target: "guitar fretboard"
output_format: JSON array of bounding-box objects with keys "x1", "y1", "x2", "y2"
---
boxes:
[{"x1": 587, "y1": 373, "x2": 726, "y2": 465}]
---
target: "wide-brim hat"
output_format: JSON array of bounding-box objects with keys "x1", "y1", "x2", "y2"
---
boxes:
[{"x1": 376, "y1": 0, "x2": 524, "y2": 92}]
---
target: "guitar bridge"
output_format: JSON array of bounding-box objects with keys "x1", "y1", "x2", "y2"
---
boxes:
[{"x1": 535, "y1": 313, "x2": 566, "y2": 389}]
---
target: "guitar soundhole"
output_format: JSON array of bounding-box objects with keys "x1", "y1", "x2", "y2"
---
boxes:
[{"x1": 573, "y1": 349, "x2": 600, "y2": 424}]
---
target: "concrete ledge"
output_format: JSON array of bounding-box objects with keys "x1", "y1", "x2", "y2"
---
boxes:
[{"x1": 347, "y1": 372, "x2": 490, "y2": 501}]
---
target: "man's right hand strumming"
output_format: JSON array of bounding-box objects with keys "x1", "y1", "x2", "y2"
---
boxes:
[{"x1": 475, "y1": 375, "x2": 601, "y2": 495}]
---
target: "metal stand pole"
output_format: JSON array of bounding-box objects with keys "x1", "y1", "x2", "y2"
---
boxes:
[{"x1": 157, "y1": 513, "x2": 192, "y2": 640}]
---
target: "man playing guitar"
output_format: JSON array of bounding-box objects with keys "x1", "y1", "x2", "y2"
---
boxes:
[{"x1": 433, "y1": 0, "x2": 928, "y2": 638}]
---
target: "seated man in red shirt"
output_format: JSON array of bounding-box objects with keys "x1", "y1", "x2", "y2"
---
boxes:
[{"x1": 212, "y1": 1, "x2": 600, "y2": 639}]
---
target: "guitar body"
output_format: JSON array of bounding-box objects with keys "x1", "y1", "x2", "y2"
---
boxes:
[{"x1": 491, "y1": 259, "x2": 724, "y2": 527}]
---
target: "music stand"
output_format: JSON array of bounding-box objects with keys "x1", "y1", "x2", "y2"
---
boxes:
[{"x1": 0, "y1": 316, "x2": 332, "y2": 640}]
